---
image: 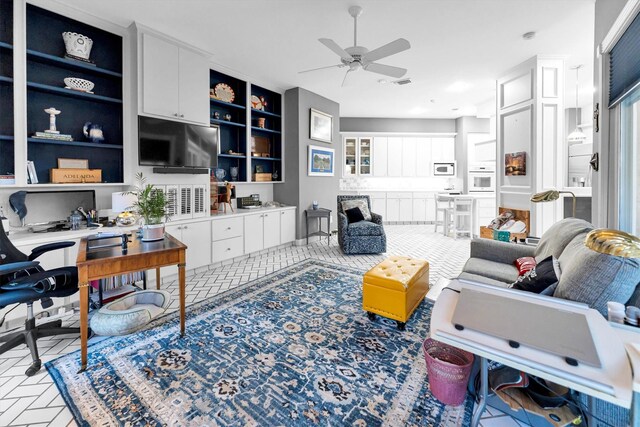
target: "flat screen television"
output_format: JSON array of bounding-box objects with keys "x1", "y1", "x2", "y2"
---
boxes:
[{"x1": 138, "y1": 116, "x2": 218, "y2": 168}]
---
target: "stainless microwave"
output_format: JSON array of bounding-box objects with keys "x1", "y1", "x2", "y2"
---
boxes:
[{"x1": 433, "y1": 162, "x2": 456, "y2": 176}]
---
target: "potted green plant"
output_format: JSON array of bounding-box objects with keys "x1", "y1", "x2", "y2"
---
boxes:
[{"x1": 124, "y1": 172, "x2": 170, "y2": 241}]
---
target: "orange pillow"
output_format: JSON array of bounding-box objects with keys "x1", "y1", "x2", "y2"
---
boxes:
[{"x1": 514, "y1": 256, "x2": 537, "y2": 275}]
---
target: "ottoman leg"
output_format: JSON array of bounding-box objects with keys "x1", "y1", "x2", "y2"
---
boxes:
[
  {"x1": 367, "y1": 312, "x2": 377, "y2": 321},
  {"x1": 396, "y1": 321, "x2": 406, "y2": 331}
]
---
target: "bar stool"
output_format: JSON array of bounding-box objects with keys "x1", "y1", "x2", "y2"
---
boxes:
[
  {"x1": 434, "y1": 195, "x2": 453, "y2": 235},
  {"x1": 451, "y1": 196, "x2": 474, "y2": 239}
]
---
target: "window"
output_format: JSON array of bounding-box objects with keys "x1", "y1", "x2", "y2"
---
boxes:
[{"x1": 619, "y1": 86, "x2": 640, "y2": 234}]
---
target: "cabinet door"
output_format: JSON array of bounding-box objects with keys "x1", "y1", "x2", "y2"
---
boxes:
[
  {"x1": 425, "y1": 197, "x2": 437, "y2": 222},
  {"x1": 178, "y1": 48, "x2": 210, "y2": 125},
  {"x1": 386, "y1": 198, "x2": 400, "y2": 221},
  {"x1": 263, "y1": 211, "x2": 281, "y2": 248},
  {"x1": 401, "y1": 138, "x2": 417, "y2": 177},
  {"x1": 192, "y1": 185, "x2": 207, "y2": 218},
  {"x1": 280, "y1": 209, "x2": 296, "y2": 244},
  {"x1": 177, "y1": 185, "x2": 193, "y2": 220},
  {"x1": 181, "y1": 221, "x2": 212, "y2": 270},
  {"x1": 142, "y1": 33, "x2": 180, "y2": 118},
  {"x1": 359, "y1": 137, "x2": 372, "y2": 176},
  {"x1": 160, "y1": 224, "x2": 183, "y2": 278},
  {"x1": 387, "y1": 137, "x2": 403, "y2": 177},
  {"x1": 371, "y1": 197, "x2": 386, "y2": 219},
  {"x1": 399, "y1": 198, "x2": 413, "y2": 221},
  {"x1": 344, "y1": 137, "x2": 357, "y2": 176},
  {"x1": 415, "y1": 137, "x2": 432, "y2": 177},
  {"x1": 372, "y1": 137, "x2": 388, "y2": 177},
  {"x1": 244, "y1": 214, "x2": 264, "y2": 254},
  {"x1": 412, "y1": 198, "x2": 427, "y2": 221},
  {"x1": 432, "y1": 137, "x2": 455, "y2": 162}
]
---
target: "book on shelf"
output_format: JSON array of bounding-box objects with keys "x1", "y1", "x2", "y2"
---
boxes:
[
  {"x1": 33, "y1": 132, "x2": 73, "y2": 141},
  {"x1": 26, "y1": 160, "x2": 38, "y2": 184},
  {"x1": 0, "y1": 174, "x2": 15, "y2": 185}
]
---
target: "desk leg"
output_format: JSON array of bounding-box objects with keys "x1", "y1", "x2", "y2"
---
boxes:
[
  {"x1": 327, "y1": 216, "x2": 330, "y2": 245},
  {"x1": 155, "y1": 268, "x2": 161, "y2": 290},
  {"x1": 178, "y1": 262, "x2": 186, "y2": 336},
  {"x1": 78, "y1": 267, "x2": 89, "y2": 373},
  {"x1": 306, "y1": 215, "x2": 309, "y2": 245},
  {"x1": 472, "y1": 357, "x2": 488, "y2": 427}
]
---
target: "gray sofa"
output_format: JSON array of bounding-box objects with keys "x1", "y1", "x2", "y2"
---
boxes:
[{"x1": 458, "y1": 218, "x2": 640, "y2": 316}]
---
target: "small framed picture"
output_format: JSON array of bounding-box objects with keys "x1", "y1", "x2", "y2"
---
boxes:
[
  {"x1": 310, "y1": 108, "x2": 333, "y2": 143},
  {"x1": 57, "y1": 158, "x2": 89, "y2": 169},
  {"x1": 505, "y1": 151, "x2": 527, "y2": 176},
  {"x1": 308, "y1": 145, "x2": 335, "y2": 176}
]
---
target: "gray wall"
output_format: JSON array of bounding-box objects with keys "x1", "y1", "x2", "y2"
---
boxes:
[
  {"x1": 455, "y1": 116, "x2": 490, "y2": 192},
  {"x1": 274, "y1": 87, "x2": 341, "y2": 239},
  {"x1": 592, "y1": 0, "x2": 627, "y2": 227},
  {"x1": 340, "y1": 117, "x2": 456, "y2": 133}
]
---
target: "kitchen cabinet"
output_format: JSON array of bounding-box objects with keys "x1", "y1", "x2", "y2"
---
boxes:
[
  {"x1": 263, "y1": 211, "x2": 281, "y2": 249},
  {"x1": 399, "y1": 197, "x2": 413, "y2": 221},
  {"x1": 244, "y1": 210, "x2": 282, "y2": 253},
  {"x1": 343, "y1": 137, "x2": 373, "y2": 176},
  {"x1": 370, "y1": 192, "x2": 387, "y2": 218},
  {"x1": 344, "y1": 137, "x2": 357, "y2": 176},
  {"x1": 280, "y1": 209, "x2": 296, "y2": 244},
  {"x1": 386, "y1": 198, "x2": 400, "y2": 222},
  {"x1": 387, "y1": 137, "x2": 403, "y2": 176},
  {"x1": 431, "y1": 137, "x2": 456, "y2": 162},
  {"x1": 412, "y1": 198, "x2": 428, "y2": 222},
  {"x1": 141, "y1": 33, "x2": 210, "y2": 125},
  {"x1": 164, "y1": 221, "x2": 212, "y2": 273},
  {"x1": 415, "y1": 138, "x2": 432, "y2": 177},
  {"x1": 401, "y1": 138, "x2": 417, "y2": 177},
  {"x1": 372, "y1": 137, "x2": 388, "y2": 177}
]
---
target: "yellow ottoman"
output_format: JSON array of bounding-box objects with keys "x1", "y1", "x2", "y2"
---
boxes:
[{"x1": 362, "y1": 256, "x2": 430, "y2": 330}]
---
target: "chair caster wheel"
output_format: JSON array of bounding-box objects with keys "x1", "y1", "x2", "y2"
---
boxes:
[
  {"x1": 367, "y1": 312, "x2": 376, "y2": 321},
  {"x1": 25, "y1": 360, "x2": 42, "y2": 377},
  {"x1": 396, "y1": 322, "x2": 406, "y2": 331}
]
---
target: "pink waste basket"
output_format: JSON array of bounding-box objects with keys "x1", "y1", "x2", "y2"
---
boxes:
[{"x1": 423, "y1": 338, "x2": 475, "y2": 405}]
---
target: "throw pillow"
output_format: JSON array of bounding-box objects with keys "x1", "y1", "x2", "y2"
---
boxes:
[
  {"x1": 345, "y1": 207, "x2": 365, "y2": 223},
  {"x1": 341, "y1": 199, "x2": 372, "y2": 221},
  {"x1": 514, "y1": 257, "x2": 537, "y2": 275},
  {"x1": 510, "y1": 256, "x2": 561, "y2": 293}
]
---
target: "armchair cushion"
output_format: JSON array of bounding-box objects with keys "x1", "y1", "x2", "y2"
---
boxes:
[
  {"x1": 347, "y1": 221, "x2": 384, "y2": 237},
  {"x1": 340, "y1": 199, "x2": 372, "y2": 221},
  {"x1": 345, "y1": 207, "x2": 365, "y2": 224}
]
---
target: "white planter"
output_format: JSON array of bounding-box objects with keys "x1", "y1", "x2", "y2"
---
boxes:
[
  {"x1": 62, "y1": 32, "x2": 94, "y2": 60},
  {"x1": 141, "y1": 224, "x2": 165, "y2": 242}
]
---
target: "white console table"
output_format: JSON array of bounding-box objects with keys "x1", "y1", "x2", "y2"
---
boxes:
[{"x1": 430, "y1": 280, "x2": 634, "y2": 427}]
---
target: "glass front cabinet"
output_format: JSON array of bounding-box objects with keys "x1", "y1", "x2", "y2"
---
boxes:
[{"x1": 343, "y1": 137, "x2": 372, "y2": 176}]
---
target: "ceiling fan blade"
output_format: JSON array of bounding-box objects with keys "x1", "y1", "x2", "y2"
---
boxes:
[
  {"x1": 341, "y1": 69, "x2": 355, "y2": 87},
  {"x1": 363, "y1": 38, "x2": 411, "y2": 63},
  {"x1": 298, "y1": 64, "x2": 345, "y2": 74},
  {"x1": 364, "y1": 63, "x2": 407, "y2": 78},
  {"x1": 319, "y1": 38, "x2": 353, "y2": 61}
]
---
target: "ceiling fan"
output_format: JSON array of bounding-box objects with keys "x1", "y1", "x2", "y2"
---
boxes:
[{"x1": 300, "y1": 6, "x2": 411, "y2": 86}]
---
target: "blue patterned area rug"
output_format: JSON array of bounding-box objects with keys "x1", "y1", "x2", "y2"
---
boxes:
[{"x1": 47, "y1": 259, "x2": 474, "y2": 426}]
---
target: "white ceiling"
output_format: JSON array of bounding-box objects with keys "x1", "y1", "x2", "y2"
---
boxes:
[{"x1": 55, "y1": 0, "x2": 596, "y2": 119}]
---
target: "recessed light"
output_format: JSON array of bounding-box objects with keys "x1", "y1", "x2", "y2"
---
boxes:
[
  {"x1": 452, "y1": 107, "x2": 459, "y2": 111},
  {"x1": 430, "y1": 99, "x2": 436, "y2": 103},
  {"x1": 522, "y1": 31, "x2": 536, "y2": 40}
]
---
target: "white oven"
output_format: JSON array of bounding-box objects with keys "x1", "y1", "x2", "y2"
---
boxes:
[{"x1": 468, "y1": 163, "x2": 495, "y2": 192}]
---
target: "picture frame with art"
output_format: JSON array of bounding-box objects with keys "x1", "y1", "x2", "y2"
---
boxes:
[
  {"x1": 308, "y1": 145, "x2": 334, "y2": 176},
  {"x1": 309, "y1": 108, "x2": 333, "y2": 143},
  {"x1": 505, "y1": 151, "x2": 527, "y2": 176}
]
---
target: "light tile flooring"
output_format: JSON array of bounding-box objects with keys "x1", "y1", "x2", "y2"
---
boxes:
[{"x1": 0, "y1": 225, "x2": 528, "y2": 426}]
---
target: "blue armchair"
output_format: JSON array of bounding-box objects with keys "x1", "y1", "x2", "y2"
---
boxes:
[{"x1": 337, "y1": 195, "x2": 386, "y2": 254}]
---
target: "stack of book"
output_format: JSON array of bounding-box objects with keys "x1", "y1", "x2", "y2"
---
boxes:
[{"x1": 33, "y1": 131, "x2": 73, "y2": 141}]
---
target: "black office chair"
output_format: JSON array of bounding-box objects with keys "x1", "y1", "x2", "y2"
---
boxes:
[{"x1": 0, "y1": 220, "x2": 80, "y2": 376}]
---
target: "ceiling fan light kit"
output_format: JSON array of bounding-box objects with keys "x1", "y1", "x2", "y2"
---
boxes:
[{"x1": 300, "y1": 6, "x2": 411, "y2": 86}]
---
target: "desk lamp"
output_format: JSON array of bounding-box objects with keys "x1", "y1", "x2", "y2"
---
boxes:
[
  {"x1": 530, "y1": 189, "x2": 577, "y2": 217},
  {"x1": 111, "y1": 192, "x2": 138, "y2": 226},
  {"x1": 584, "y1": 229, "x2": 640, "y2": 258}
]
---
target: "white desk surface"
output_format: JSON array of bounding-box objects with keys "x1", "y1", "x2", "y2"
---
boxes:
[
  {"x1": 612, "y1": 323, "x2": 640, "y2": 393},
  {"x1": 430, "y1": 280, "x2": 633, "y2": 407}
]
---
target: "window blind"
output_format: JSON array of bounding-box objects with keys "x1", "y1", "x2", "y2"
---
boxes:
[{"x1": 609, "y1": 11, "x2": 640, "y2": 106}]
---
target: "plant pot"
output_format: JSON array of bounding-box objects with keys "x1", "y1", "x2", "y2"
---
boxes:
[{"x1": 141, "y1": 224, "x2": 165, "y2": 242}]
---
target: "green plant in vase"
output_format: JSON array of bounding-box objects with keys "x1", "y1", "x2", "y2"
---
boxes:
[{"x1": 123, "y1": 172, "x2": 170, "y2": 241}]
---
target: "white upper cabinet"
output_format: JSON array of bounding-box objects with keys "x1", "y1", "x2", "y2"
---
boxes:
[
  {"x1": 401, "y1": 138, "x2": 416, "y2": 177},
  {"x1": 140, "y1": 32, "x2": 210, "y2": 125},
  {"x1": 431, "y1": 137, "x2": 456, "y2": 162},
  {"x1": 387, "y1": 137, "x2": 403, "y2": 176},
  {"x1": 372, "y1": 137, "x2": 388, "y2": 177},
  {"x1": 415, "y1": 138, "x2": 432, "y2": 177}
]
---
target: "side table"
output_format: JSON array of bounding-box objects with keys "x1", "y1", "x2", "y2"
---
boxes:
[{"x1": 305, "y1": 208, "x2": 331, "y2": 245}]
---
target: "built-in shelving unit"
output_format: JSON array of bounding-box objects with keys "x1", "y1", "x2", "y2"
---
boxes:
[
  {"x1": 250, "y1": 84, "x2": 282, "y2": 182},
  {"x1": 0, "y1": 1, "x2": 14, "y2": 182},
  {"x1": 25, "y1": 4, "x2": 124, "y2": 184}
]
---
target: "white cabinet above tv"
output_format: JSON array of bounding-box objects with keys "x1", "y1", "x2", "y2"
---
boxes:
[{"x1": 136, "y1": 26, "x2": 211, "y2": 126}]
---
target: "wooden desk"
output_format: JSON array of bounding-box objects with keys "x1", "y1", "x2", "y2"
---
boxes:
[{"x1": 76, "y1": 233, "x2": 187, "y2": 372}]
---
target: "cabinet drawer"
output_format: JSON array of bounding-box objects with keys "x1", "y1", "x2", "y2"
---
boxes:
[
  {"x1": 212, "y1": 217, "x2": 244, "y2": 241},
  {"x1": 212, "y1": 236, "x2": 244, "y2": 263}
]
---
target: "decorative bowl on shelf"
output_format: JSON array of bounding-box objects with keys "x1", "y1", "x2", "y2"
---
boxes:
[
  {"x1": 64, "y1": 77, "x2": 95, "y2": 93},
  {"x1": 62, "y1": 32, "x2": 93, "y2": 60},
  {"x1": 214, "y1": 83, "x2": 235, "y2": 103}
]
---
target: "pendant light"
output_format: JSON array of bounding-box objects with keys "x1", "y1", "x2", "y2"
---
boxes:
[{"x1": 567, "y1": 65, "x2": 587, "y2": 143}]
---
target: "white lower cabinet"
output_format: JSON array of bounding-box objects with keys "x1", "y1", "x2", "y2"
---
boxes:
[
  {"x1": 244, "y1": 213, "x2": 264, "y2": 254},
  {"x1": 399, "y1": 198, "x2": 413, "y2": 221},
  {"x1": 263, "y1": 211, "x2": 281, "y2": 249},
  {"x1": 386, "y1": 198, "x2": 400, "y2": 222},
  {"x1": 474, "y1": 197, "x2": 497, "y2": 235},
  {"x1": 412, "y1": 198, "x2": 427, "y2": 222},
  {"x1": 280, "y1": 209, "x2": 296, "y2": 244},
  {"x1": 164, "y1": 221, "x2": 212, "y2": 274},
  {"x1": 212, "y1": 237, "x2": 244, "y2": 263}
]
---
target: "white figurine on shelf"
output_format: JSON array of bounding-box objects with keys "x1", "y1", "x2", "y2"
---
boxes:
[{"x1": 44, "y1": 107, "x2": 61, "y2": 134}]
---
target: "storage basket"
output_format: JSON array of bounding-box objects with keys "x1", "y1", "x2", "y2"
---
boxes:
[{"x1": 423, "y1": 338, "x2": 474, "y2": 405}]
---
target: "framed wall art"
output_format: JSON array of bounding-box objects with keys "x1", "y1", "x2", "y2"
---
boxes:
[
  {"x1": 505, "y1": 151, "x2": 527, "y2": 176},
  {"x1": 308, "y1": 145, "x2": 335, "y2": 176},
  {"x1": 310, "y1": 108, "x2": 333, "y2": 143}
]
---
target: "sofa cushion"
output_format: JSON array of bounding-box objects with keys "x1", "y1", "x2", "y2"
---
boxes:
[
  {"x1": 555, "y1": 234, "x2": 640, "y2": 316},
  {"x1": 341, "y1": 199, "x2": 372, "y2": 221},
  {"x1": 345, "y1": 207, "x2": 365, "y2": 223},
  {"x1": 458, "y1": 272, "x2": 511, "y2": 288},
  {"x1": 462, "y1": 257, "x2": 520, "y2": 284},
  {"x1": 347, "y1": 221, "x2": 384, "y2": 236},
  {"x1": 511, "y1": 256, "x2": 561, "y2": 293},
  {"x1": 535, "y1": 218, "x2": 594, "y2": 262}
]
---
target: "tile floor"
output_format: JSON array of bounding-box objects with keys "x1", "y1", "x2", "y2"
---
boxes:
[{"x1": 0, "y1": 225, "x2": 528, "y2": 426}]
